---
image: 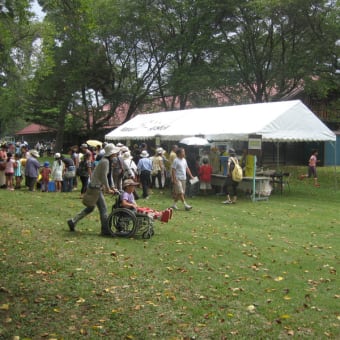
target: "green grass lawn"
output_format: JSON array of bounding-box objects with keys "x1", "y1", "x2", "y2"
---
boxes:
[{"x1": 0, "y1": 166, "x2": 339, "y2": 339}]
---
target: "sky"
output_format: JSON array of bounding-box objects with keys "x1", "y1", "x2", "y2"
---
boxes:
[{"x1": 31, "y1": 0, "x2": 45, "y2": 20}]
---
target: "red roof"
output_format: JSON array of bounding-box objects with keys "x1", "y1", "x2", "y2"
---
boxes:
[{"x1": 15, "y1": 123, "x2": 55, "y2": 135}]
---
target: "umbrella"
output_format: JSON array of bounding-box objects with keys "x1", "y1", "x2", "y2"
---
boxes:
[
  {"x1": 179, "y1": 136, "x2": 210, "y2": 146},
  {"x1": 86, "y1": 139, "x2": 102, "y2": 147}
]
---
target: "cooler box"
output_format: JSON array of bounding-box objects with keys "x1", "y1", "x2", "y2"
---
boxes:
[{"x1": 48, "y1": 181, "x2": 56, "y2": 192}]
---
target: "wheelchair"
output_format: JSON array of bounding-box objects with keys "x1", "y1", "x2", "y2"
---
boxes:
[{"x1": 107, "y1": 192, "x2": 155, "y2": 239}]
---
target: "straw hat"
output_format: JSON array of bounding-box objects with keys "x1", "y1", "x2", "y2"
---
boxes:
[
  {"x1": 123, "y1": 179, "x2": 139, "y2": 188},
  {"x1": 30, "y1": 150, "x2": 40, "y2": 158}
]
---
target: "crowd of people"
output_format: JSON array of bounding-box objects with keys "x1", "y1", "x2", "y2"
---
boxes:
[
  {"x1": 1, "y1": 139, "x2": 321, "y2": 236},
  {"x1": 0, "y1": 141, "x2": 198, "y2": 200}
]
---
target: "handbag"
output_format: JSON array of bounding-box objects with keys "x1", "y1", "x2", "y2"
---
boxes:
[
  {"x1": 82, "y1": 187, "x2": 100, "y2": 207},
  {"x1": 64, "y1": 165, "x2": 76, "y2": 179}
]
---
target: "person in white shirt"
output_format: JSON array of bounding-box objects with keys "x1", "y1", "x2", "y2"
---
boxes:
[{"x1": 171, "y1": 148, "x2": 194, "y2": 211}]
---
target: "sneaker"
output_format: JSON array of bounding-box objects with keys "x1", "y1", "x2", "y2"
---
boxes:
[
  {"x1": 67, "y1": 219, "x2": 75, "y2": 232},
  {"x1": 185, "y1": 205, "x2": 192, "y2": 211},
  {"x1": 222, "y1": 200, "x2": 232, "y2": 204},
  {"x1": 171, "y1": 205, "x2": 179, "y2": 210}
]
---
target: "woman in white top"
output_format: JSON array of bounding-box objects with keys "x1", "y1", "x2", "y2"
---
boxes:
[{"x1": 51, "y1": 153, "x2": 65, "y2": 192}]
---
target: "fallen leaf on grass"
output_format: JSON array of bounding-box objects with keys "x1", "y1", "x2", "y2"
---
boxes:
[
  {"x1": 134, "y1": 304, "x2": 143, "y2": 310},
  {"x1": 274, "y1": 276, "x2": 284, "y2": 281},
  {"x1": 247, "y1": 305, "x2": 256, "y2": 313},
  {"x1": 92, "y1": 325, "x2": 103, "y2": 330},
  {"x1": 0, "y1": 304, "x2": 9, "y2": 310}
]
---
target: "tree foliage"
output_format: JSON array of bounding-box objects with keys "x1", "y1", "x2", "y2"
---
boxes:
[
  {"x1": 0, "y1": 0, "x2": 39, "y2": 135},
  {"x1": 1, "y1": 0, "x2": 338, "y2": 144}
]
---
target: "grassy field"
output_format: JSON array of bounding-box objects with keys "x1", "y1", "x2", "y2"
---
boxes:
[{"x1": 0, "y1": 166, "x2": 339, "y2": 339}]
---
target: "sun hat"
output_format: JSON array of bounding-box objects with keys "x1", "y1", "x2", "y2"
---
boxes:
[
  {"x1": 116, "y1": 142, "x2": 124, "y2": 147},
  {"x1": 156, "y1": 147, "x2": 164, "y2": 154},
  {"x1": 120, "y1": 146, "x2": 129, "y2": 153},
  {"x1": 123, "y1": 179, "x2": 139, "y2": 188},
  {"x1": 104, "y1": 143, "x2": 120, "y2": 157},
  {"x1": 44, "y1": 161, "x2": 50, "y2": 167},
  {"x1": 122, "y1": 151, "x2": 132, "y2": 160},
  {"x1": 81, "y1": 143, "x2": 88, "y2": 148},
  {"x1": 140, "y1": 150, "x2": 149, "y2": 158},
  {"x1": 54, "y1": 152, "x2": 61, "y2": 159},
  {"x1": 30, "y1": 150, "x2": 40, "y2": 158}
]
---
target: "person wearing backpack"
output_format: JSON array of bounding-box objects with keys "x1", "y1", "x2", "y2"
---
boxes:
[{"x1": 222, "y1": 149, "x2": 242, "y2": 204}]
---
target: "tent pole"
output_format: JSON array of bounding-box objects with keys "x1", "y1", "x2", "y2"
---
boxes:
[
  {"x1": 252, "y1": 155, "x2": 256, "y2": 202},
  {"x1": 332, "y1": 141, "x2": 338, "y2": 191},
  {"x1": 277, "y1": 142, "x2": 280, "y2": 171}
]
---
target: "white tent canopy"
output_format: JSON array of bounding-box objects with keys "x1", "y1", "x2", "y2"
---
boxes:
[{"x1": 105, "y1": 100, "x2": 336, "y2": 142}]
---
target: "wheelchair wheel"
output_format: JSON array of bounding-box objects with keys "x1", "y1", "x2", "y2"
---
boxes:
[
  {"x1": 108, "y1": 208, "x2": 137, "y2": 237},
  {"x1": 142, "y1": 227, "x2": 154, "y2": 239}
]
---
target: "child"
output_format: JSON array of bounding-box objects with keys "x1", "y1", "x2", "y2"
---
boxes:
[
  {"x1": 198, "y1": 157, "x2": 212, "y2": 195},
  {"x1": 5, "y1": 152, "x2": 15, "y2": 190},
  {"x1": 121, "y1": 179, "x2": 172, "y2": 223},
  {"x1": 51, "y1": 153, "x2": 64, "y2": 192},
  {"x1": 40, "y1": 161, "x2": 51, "y2": 192},
  {"x1": 299, "y1": 149, "x2": 320, "y2": 187},
  {"x1": 14, "y1": 153, "x2": 22, "y2": 189}
]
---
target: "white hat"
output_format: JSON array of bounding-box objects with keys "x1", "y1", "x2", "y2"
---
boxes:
[
  {"x1": 30, "y1": 150, "x2": 40, "y2": 158},
  {"x1": 104, "y1": 143, "x2": 120, "y2": 157},
  {"x1": 54, "y1": 152, "x2": 61, "y2": 159},
  {"x1": 120, "y1": 146, "x2": 129, "y2": 153},
  {"x1": 122, "y1": 151, "x2": 132, "y2": 160},
  {"x1": 116, "y1": 142, "x2": 124, "y2": 147},
  {"x1": 140, "y1": 150, "x2": 149, "y2": 158},
  {"x1": 156, "y1": 147, "x2": 164, "y2": 154}
]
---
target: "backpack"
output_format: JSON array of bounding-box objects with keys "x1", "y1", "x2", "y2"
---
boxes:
[{"x1": 230, "y1": 157, "x2": 243, "y2": 182}]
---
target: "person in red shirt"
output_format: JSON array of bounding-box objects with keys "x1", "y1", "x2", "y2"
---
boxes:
[
  {"x1": 40, "y1": 161, "x2": 52, "y2": 192},
  {"x1": 198, "y1": 157, "x2": 213, "y2": 195}
]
